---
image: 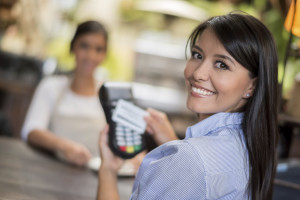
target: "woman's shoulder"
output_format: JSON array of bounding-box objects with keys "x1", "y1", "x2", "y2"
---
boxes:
[
  {"x1": 132, "y1": 140, "x2": 206, "y2": 199},
  {"x1": 146, "y1": 140, "x2": 204, "y2": 166},
  {"x1": 39, "y1": 75, "x2": 69, "y2": 88},
  {"x1": 186, "y1": 129, "x2": 248, "y2": 172},
  {"x1": 34, "y1": 75, "x2": 70, "y2": 99},
  {"x1": 39, "y1": 75, "x2": 69, "y2": 92}
]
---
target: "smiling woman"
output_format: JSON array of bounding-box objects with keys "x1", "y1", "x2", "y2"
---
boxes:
[
  {"x1": 97, "y1": 12, "x2": 278, "y2": 200},
  {"x1": 184, "y1": 14, "x2": 278, "y2": 199},
  {"x1": 185, "y1": 28, "x2": 256, "y2": 120}
]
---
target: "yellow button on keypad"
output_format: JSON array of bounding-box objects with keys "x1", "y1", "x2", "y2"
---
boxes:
[{"x1": 126, "y1": 146, "x2": 134, "y2": 153}]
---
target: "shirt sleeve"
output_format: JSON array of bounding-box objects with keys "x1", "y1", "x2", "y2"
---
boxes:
[
  {"x1": 21, "y1": 76, "x2": 65, "y2": 141},
  {"x1": 130, "y1": 140, "x2": 206, "y2": 200}
]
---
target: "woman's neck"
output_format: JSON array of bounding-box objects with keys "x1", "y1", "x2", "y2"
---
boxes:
[
  {"x1": 71, "y1": 75, "x2": 96, "y2": 96},
  {"x1": 197, "y1": 113, "x2": 214, "y2": 122}
]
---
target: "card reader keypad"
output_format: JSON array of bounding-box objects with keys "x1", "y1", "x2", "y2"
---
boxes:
[{"x1": 115, "y1": 123, "x2": 143, "y2": 153}]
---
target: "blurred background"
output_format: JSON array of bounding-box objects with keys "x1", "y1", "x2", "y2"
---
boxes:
[
  {"x1": 1, "y1": 0, "x2": 300, "y2": 198},
  {"x1": 0, "y1": 0, "x2": 294, "y2": 138}
]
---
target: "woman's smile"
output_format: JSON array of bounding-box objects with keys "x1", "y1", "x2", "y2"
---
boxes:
[
  {"x1": 191, "y1": 85, "x2": 216, "y2": 97},
  {"x1": 184, "y1": 28, "x2": 256, "y2": 120}
]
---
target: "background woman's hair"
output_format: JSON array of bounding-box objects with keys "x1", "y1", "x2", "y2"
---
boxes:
[
  {"x1": 70, "y1": 20, "x2": 108, "y2": 52},
  {"x1": 187, "y1": 12, "x2": 278, "y2": 200}
]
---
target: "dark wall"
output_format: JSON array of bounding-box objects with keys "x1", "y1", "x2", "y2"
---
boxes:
[{"x1": 0, "y1": 50, "x2": 43, "y2": 137}]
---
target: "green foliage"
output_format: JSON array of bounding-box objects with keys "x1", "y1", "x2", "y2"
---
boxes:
[
  {"x1": 46, "y1": 37, "x2": 75, "y2": 71},
  {"x1": 263, "y1": 6, "x2": 300, "y2": 97}
]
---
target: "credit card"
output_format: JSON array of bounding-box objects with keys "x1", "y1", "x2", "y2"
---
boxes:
[{"x1": 112, "y1": 99, "x2": 148, "y2": 133}]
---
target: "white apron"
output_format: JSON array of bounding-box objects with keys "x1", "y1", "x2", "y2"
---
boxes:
[{"x1": 49, "y1": 78, "x2": 106, "y2": 158}]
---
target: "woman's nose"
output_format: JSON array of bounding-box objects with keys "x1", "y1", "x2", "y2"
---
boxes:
[
  {"x1": 87, "y1": 49, "x2": 98, "y2": 60},
  {"x1": 193, "y1": 62, "x2": 210, "y2": 81}
]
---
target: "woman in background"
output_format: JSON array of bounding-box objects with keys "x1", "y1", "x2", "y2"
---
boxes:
[
  {"x1": 98, "y1": 12, "x2": 278, "y2": 200},
  {"x1": 21, "y1": 20, "x2": 108, "y2": 166}
]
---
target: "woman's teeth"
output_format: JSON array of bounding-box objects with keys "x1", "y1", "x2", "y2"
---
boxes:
[{"x1": 192, "y1": 86, "x2": 215, "y2": 96}]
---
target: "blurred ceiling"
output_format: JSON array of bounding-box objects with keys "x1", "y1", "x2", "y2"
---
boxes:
[{"x1": 134, "y1": 0, "x2": 209, "y2": 21}]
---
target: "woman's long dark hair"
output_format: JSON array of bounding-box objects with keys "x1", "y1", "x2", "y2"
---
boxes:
[
  {"x1": 70, "y1": 20, "x2": 108, "y2": 52},
  {"x1": 187, "y1": 13, "x2": 278, "y2": 200}
]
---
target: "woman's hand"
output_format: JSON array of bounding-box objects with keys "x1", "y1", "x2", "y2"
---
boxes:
[
  {"x1": 144, "y1": 108, "x2": 178, "y2": 146},
  {"x1": 59, "y1": 140, "x2": 92, "y2": 166},
  {"x1": 99, "y1": 125, "x2": 125, "y2": 173},
  {"x1": 97, "y1": 125, "x2": 124, "y2": 200}
]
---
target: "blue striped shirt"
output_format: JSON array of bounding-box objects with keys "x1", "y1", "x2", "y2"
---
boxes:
[{"x1": 130, "y1": 112, "x2": 249, "y2": 200}]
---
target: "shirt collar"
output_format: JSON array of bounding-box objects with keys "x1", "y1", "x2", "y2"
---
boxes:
[{"x1": 185, "y1": 112, "x2": 243, "y2": 139}]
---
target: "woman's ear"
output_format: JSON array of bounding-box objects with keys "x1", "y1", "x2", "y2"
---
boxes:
[{"x1": 244, "y1": 78, "x2": 257, "y2": 98}]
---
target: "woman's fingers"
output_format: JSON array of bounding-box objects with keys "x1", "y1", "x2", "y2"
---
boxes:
[
  {"x1": 99, "y1": 124, "x2": 109, "y2": 150},
  {"x1": 144, "y1": 115, "x2": 154, "y2": 134},
  {"x1": 144, "y1": 108, "x2": 178, "y2": 145},
  {"x1": 147, "y1": 108, "x2": 166, "y2": 122}
]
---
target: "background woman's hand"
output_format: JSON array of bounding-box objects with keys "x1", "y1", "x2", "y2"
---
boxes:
[
  {"x1": 99, "y1": 125, "x2": 124, "y2": 173},
  {"x1": 59, "y1": 140, "x2": 92, "y2": 166},
  {"x1": 144, "y1": 108, "x2": 178, "y2": 146}
]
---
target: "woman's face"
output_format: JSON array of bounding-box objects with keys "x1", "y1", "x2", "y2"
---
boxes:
[
  {"x1": 184, "y1": 28, "x2": 256, "y2": 121},
  {"x1": 72, "y1": 33, "x2": 107, "y2": 77}
]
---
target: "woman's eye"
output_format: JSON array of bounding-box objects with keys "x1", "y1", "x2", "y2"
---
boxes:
[
  {"x1": 96, "y1": 47, "x2": 105, "y2": 53},
  {"x1": 216, "y1": 61, "x2": 229, "y2": 70},
  {"x1": 191, "y1": 52, "x2": 202, "y2": 60},
  {"x1": 79, "y1": 42, "x2": 89, "y2": 49}
]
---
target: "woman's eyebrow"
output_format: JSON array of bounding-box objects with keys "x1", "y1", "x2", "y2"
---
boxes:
[
  {"x1": 215, "y1": 54, "x2": 236, "y2": 66},
  {"x1": 193, "y1": 45, "x2": 203, "y2": 52},
  {"x1": 193, "y1": 45, "x2": 236, "y2": 66}
]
